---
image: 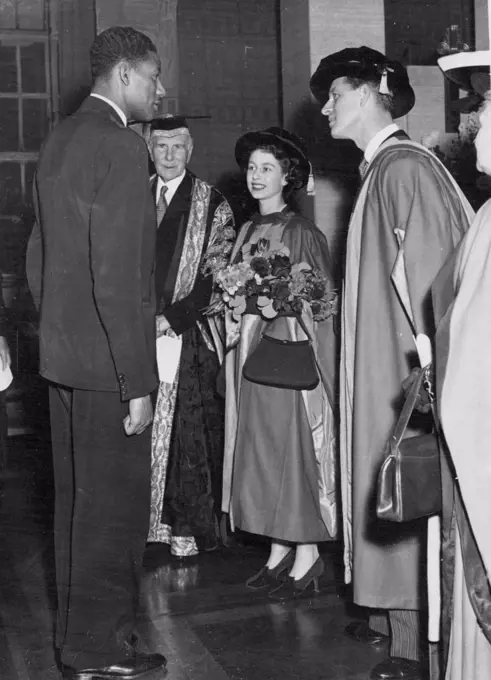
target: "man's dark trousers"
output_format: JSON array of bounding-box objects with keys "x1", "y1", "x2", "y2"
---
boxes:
[{"x1": 49, "y1": 384, "x2": 151, "y2": 671}]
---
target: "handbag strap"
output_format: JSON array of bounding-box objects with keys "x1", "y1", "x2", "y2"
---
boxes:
[
  {"x1": 392, "y1": 365, "x2": 428, "y2": 446},
  {"x1": 262, "y1": 314, "x2": 314, "y2": 343},
  {"x1": 294, "y1": 315, "x2": 325, "y2": 382},
  {"x1": 262, "y1": 313, "x2": 322, "y2": 380},
  {"x1": 295, "y1": 314, "x2": 314, "y2": 343}
]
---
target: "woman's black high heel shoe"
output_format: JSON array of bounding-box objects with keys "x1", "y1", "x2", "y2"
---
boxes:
[
  {"x1": 245, "y1": 549, "x2": 295, "y2": 590},
  {"x1": 268, "y1": 556, "x2": 324, "y2": 600}
]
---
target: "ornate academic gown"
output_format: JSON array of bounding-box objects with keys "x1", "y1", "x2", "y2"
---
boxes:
[
  {"x1": 148, "y1": 171, "x2": 235, "y2": 556},
  {"x1": 222, "y1": 208, "x2": 338, "y2": 542},
  {"x1": 340, "y1": 137, "x2": 473, "y2": 609},
  {"x1": 433, "y1": 200, "x2": 491, "y2": 679}
]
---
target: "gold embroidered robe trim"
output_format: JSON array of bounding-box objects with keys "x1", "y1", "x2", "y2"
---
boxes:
[{"x1": 148, "y1": 177, "x2": 212, "y2": 546}]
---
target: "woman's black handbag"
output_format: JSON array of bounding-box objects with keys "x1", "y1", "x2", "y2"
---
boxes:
[
  {"x1": 376, "y1": 365, "x2": 442, "y2": 523},
  {"x1": 242, "y1": 315, "x2": 320, "y2": 391}
]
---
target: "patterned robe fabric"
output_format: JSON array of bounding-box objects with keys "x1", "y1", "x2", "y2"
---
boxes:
[{"x1": 148, "y1": 172, "x2": 235, "y2": 556}]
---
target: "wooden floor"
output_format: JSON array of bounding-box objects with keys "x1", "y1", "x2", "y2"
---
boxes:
[{"x1": 0, "y1": 434, "x2": 389, "y2": 680}]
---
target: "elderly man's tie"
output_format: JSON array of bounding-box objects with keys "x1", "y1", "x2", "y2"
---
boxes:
[{"x1": 156, "y1": 184, "x2": 168, "y2": 225}]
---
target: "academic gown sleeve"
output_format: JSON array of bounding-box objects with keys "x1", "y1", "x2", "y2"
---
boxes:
[
  {"x1": 163, "y1": 197, "x2": 235, "y2": 336},
  {"x1": 163, "y1": 273, "x2": 213, "y2": 336},
  {"x1": 378, "y1": 152, "x2": 469, "y2": 337}
]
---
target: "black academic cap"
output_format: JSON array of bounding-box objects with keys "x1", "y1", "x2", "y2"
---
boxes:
[
  {"x1": 149, "y1": 115, "x2": 189, "y2": 132},
  {"x1": 310, "y1": 45, "x2": 415, "y2": 119}
]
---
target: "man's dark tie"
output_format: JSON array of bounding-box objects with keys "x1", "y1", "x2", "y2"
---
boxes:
[
  {"x1": 156, "y1": 184, "x2": 168, "y2": 225},
  {"x1": 359, "y1": 158, "x2": 369, "y2": 180}
]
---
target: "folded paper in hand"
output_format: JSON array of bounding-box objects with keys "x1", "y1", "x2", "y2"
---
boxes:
[{"x1": 156, "y1": 334, "x2": 182, "y2": 384}]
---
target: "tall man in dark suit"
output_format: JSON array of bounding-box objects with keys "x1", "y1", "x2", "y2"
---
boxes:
[{"x1": 27, "y1": 26, "x2": 167, "y2": 679}]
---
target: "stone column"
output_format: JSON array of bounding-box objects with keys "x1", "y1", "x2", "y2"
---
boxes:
[{"x1": 96, "y1": 0, "x2": 179, "y2": 115}]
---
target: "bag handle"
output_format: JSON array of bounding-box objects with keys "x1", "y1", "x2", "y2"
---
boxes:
[
  {"x1": 262, "y1": 313, "x2": 314, "y2": 343},
  {"x1": 295, "y1": 314, "x2": 314, "y2": 343},
  {"x1": 392, "y1": 365, "x2": 429, "y2": 447},
  {"x1": 293, "y1": 315, "x2": 325, "y2": 383}
]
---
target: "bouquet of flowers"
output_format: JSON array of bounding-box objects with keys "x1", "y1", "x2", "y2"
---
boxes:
[{"x1": 206, "y1": 236, "x2": 338, "y2": 322}]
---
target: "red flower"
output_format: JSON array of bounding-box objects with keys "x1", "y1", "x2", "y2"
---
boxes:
[
  {"x1": 270, "y1": 254, "x2": 292, "y2": 278},
  {"x1": 250, "y1": 256, "x2": 271, "y2": 277}
]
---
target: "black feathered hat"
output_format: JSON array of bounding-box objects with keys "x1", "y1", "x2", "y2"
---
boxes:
[
  {"x1": 310, "y1": 46, "x2": 415, "y2": 119},
  {"x1": 234, "y1": 127, "x2": 311, "y2": 190}
]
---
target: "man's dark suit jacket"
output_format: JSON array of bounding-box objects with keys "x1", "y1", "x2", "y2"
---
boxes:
[{"x1": 27, "y1": 96, "x2": 158, "y2": 401}]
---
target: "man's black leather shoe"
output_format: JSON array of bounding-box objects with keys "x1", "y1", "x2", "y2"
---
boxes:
[
  {"x1": 63, "y1": 651, "x2": 167, "y2": 679},
  {"x1": 344, "y1": 620, "x2": 389, "y2": 645},
  {"x1": 370, "y1": 657, "x2": 422, "y2": 679}
]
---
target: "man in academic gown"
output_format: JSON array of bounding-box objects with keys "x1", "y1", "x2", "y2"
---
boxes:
[
  {"x1": 26, "y1": 26, "x2": 167, "y2": 679},
  {"x1": 310, "y1": 47, "x2": 474, "y2": 680},
  {"x1": 146, "y1": 116, "x2": 235, "y2": 557}
]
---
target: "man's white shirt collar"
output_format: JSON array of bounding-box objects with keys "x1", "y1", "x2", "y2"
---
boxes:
[
  {"x1": 364, "y1": 123, "x2": 400, "y2": 163},
  {"x1": 90, "y1": 93, "x2": 127, "y2": 127},
  {"x1": 155, "y1": 172, "x2": 186, "y2": 206}
]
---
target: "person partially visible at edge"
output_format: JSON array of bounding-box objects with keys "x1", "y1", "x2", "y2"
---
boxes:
[
  {"x1": 145, "y1": 115, "x2": 235, "y2": 557},
  {"x1": 431, "y1": 89, "x2": 491, "y2": 680},
  {"x1": 0, "y1": 283, "x2": 11, "y2": 459},
  {"x1": 221, "y1": 127, "x2": 338, "y2": 601},
  {"x1": 310, "y1": 46, "x2": 473, "y2": 680},
  {"x1": 26, "y1": 26, "x2": 167, "y2": 680}
]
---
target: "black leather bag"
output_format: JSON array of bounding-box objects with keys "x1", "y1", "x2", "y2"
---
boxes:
[
  {"x1": 242, "y1": 316, "x2": 320, "y2": 391},
  {"x1": 376, "y1": 366, "x2": 442, "y2": 522}
]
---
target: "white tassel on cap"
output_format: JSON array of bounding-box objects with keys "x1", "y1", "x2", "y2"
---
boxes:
[
  {"x1": 379, "y1": 69, "x2": 390, "y2": 95},
  {"x1": 378, "y1": 65, "x2": 395, "y2": 95},
  {"x1": 307, "y1": 162, "x2": 315, "y2": 195}
]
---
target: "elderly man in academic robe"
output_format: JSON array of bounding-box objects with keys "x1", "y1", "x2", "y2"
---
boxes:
[
  {"x1": 310, "y1": 47, "x2": 474, "y2": 680},
  {"x1": 146, "y1": 116, "x2": 235, "y2": 557}
]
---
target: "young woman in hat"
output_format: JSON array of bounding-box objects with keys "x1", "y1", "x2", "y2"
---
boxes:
[{"x1": 221, "y1": 127, "x2": 338, "y2": 599}]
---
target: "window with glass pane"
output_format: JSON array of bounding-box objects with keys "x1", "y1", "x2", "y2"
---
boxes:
[
  {"x1": 0, "y1": 0, "x2": 46, "y2": 31},
  {"x1": 0, "y1": 163, "x2": 22, "y2": 216},
  {"x1": 0, "y1": 0, "x2": 53, "y2": 276},
  {"x1": 24, "y1": 99, "x2": 49, "y2": 151},
  {"x1": 21, "y1": 42, "x2": 47, "y2": 92},
  {"x1": 0, "y1": 45, "x2": 17, "y2": 92},
  {"x1": 0, "y1": 100, "x2": 19, "y2": 152}
]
